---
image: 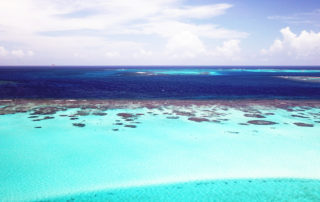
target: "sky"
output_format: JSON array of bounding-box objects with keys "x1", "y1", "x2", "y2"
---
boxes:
[{"x1": 0, "y1": 0, "x2": 319, "y2": 66}]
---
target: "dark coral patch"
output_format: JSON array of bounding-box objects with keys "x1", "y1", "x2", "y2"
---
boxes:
[
  {"x1": 73, "y1": 123, "x2": 86, "y2": 127},
  {"x1": 166, "y1": 116, "x2": 180, "y2": 119},
  {"x1": 92, "y1": 112, "x2": 107, "y2": 116},
  {"x1": 174, "y1": 111, "x2": 195, "y2": 117},
  {"x1": 32, "y1": 116, "x2": 54, "y2": 121},
  {"x1": 70, "y1": 117, "x2": 79, "y2": 120},
  {"x1": 114, "y1": 123, "x2": 123, "y2": 125},
  {"x1": 291, "y1": 114, "x2": 309, "y2": 119},
  {"x1": 43, "y1": 116, "x2": 54, "y2": 120},
  {"x1": 28, "y1": 115, "x2": 39, "y2": 119},
  {"x1": 124, "y1": 125, "x2": 137, "y2": 128},
  {"x1": 117, "y1": 113, "x2": 134, "y2": 118},
  {"x1": 293, "y1": 122, "x2": 314, "y2": 127},
  {"x1": 247, "y1": 120, "x2": 277, "y2": 125},
  {"x1": 31, "y1": 107, "x2": 65, "y2": 115},
  {"x1": 112, "y1": 129, "x2": 119, "y2": 131},
  {"x1": 244, "y1": 114, "x2": 266, "y2": 118},
  {"x1": 75, "y1": 110, "x2": 90, "y2": 116},
  {"x1": 265, "y1": 113, "x2": 275, "y2": 115},
  {"x1": 227, "y1": 131, "x2": 239, "y2": 134},
  {"x1": 34, "y1": 126, "x2": 42, "y2": 129},
  {"x1": 188, "y1": 117, "x2": 210, "y2": 122},
  {"x1": 59, "y1": 114, "x2": 68, "y2": 117}
]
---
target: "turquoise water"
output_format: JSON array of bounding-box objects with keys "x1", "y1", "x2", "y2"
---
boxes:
[
  {"x1": 116, "y1": 68, "x2": 320, "y2": 75},
  {"x1": 0, "y1": 103, "x2": 320, "y2": 201},
  {"x1": 49, "y1": 179, "x2": 320, "y2": 202}
]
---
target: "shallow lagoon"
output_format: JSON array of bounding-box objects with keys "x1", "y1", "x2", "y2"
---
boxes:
[{"x1": 0, "y1": 100, "x2": 320, "y2": 201}]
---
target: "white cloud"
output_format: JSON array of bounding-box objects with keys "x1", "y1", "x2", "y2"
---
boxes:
[
  {"x1": 133, "y1": 21, "x2": 248, "y2": 39},
  {"x1": 105, "y1": 51, "x2": 119, "y2": 58},
  {"x1": 0, "y1": 46, "x2": 34, "y2": 58},
  {"x1": 261, "y1": 27, "x2": 320, "y2": 59},
  {"x1": 214, "y1": 40, "x2": 241, "y2": 58},
  {"x1": 27, "y1": 50, "x2": 34, "y2": 56},
  {"x1": 165, "y1": 31, "x2": 205, "y2": 58},
  {"x1": 0, "y1": 0, "x2": 248, "y2": 64},
  {"x1": 133, "y1": 48, "x2": 152, "y2": 58},
  {"x1": 161, "y1": 4, "x2": 232, "y2": 19},
  {"x1": 0, "y1": 46, "x2": 9, "y2": 56},
  {"x1": 11, "y1": 50, "x2": 25, "y2": 57}
]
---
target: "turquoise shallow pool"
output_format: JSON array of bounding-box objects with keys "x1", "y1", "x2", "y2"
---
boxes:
[{"x1": 0, "y1": 100, "x2": 320, "y2": 201}]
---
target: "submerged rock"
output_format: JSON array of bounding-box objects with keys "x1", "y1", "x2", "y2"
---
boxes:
[
  {"x1": 166, "y1": 116, "x2": 180, "y2": 119},
  {"x1": 75, "y1": 110, "x2": 90, "y2": 116},
  {"x1": 117, "y1": 113, "x2": 134, "y2": 118},
  {"x1": 92, "y1": 112, "x2": 107, "y2": 116},
  {"x1": 247, "y1": 120, "x2": 277, "y2": 125},
  {"x1": 174, "y1": 111, "x2": 195, "y2": 117},
  {"x1": 293, "y1": 122, "x2": 314, "y2": 127},
  {"x1": 291, "y1": 114, "x2": 309, "y2": 119},
  {"x1": 43, "y1": 116, "x2": 54, "y2": 120},
  {"x1": 32, "y1": 116, "x2": 54, "y2": 121},
  {"x1": 124, "y1": 125, "x2": 137, "y2": 128},
  {"x1": 31, "y1": 107, "x2": 63, "y2": 115},
  {"x1": 265, "y1": 113, "x2": 275, "y2": 115},
  {"x1": 188, "y1": 117, "x2": 210, "y2": 122},
  {"x1": 227, "y1": 131, "x2": 239, "y2": 134},
  {"x1": 244, "y1": 114, "x2": 266, "y2": 118},
  {"x1": 73, "y1": 123, "x2": 86, "y2": 127}
]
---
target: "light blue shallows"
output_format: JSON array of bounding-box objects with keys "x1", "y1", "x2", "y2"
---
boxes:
[{"x1": 0, "y1": 105, "x2": 320, "y2": 201}]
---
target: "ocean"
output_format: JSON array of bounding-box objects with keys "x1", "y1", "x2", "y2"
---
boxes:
[
  {"x1": 0, "y1": 66, "x2": 320, "y2": 201},
  {"x1": 1, "y1": 66, "x2": 320, "y2": 99}
]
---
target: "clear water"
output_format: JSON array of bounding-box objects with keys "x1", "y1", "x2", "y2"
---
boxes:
[{"x1": 0, "y1": 103, "x2": 320, "y2": 201}]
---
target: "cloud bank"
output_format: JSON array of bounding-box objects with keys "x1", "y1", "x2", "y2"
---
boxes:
[
  {"x1": 261, "y1": 27, "x2": 320, "y2": 64},
  {"x1": 0, "y1": 0, "x2": 319, "y2": 65}
]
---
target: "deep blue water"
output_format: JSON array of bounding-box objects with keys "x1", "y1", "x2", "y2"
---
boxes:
[{"x1": 1, "y1": 66, "x2": 320, "y2": 99}]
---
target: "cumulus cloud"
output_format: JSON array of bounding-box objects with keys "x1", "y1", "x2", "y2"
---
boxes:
[
  {"x1": 0, "y1": 0, "x2": 248, "y2": 65},
  {"x1": 165, "y1": 31, "x2": 205, "y2": 58},
  {"x1": 214, "y1": 40, "x2": 241, "y2": 58},
  {"x1": 261, "y1": 27, "x2": 320, "y2": 60}
]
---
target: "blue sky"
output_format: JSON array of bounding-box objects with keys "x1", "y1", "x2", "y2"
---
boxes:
[{"x1": 0, "y1": 0, "x2": 319, "y2": 65}]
